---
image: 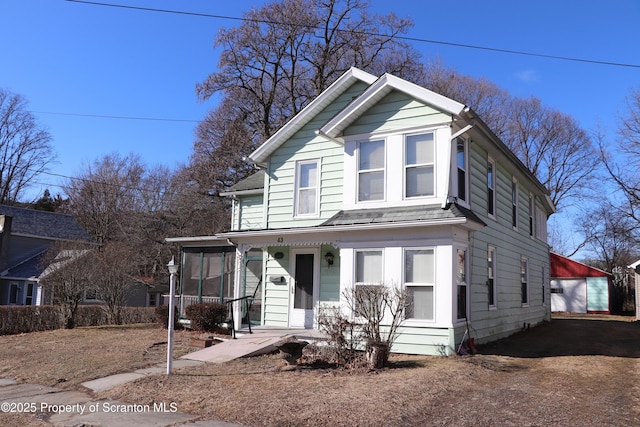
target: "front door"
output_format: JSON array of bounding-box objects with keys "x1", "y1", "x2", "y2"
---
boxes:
[{"x1": 289, "y1": 249, "x2": 319, "y2": 328}]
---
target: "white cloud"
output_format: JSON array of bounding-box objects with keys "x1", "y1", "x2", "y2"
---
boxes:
[{"x1": 516, "y1": 69, "x2": 540, "y2": 84}]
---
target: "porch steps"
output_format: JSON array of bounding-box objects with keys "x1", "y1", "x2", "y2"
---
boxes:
[{"x1": 181, "y1": 327, "x2": 326, "y2": 364}]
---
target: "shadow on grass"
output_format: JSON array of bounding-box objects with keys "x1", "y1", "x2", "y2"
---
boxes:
[{"x1": 477, "y1": 317, "x2": 640, "y2": 358}]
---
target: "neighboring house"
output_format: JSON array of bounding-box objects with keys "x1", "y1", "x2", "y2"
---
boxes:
[
  {"x1": 167, "y1": 68, "x2": 555, "y2": 355},
  {"x1": 628, "y1": 259, "x2": 640, "y2": 320},
  {"x1": 0, "y1": 204, "x2": 92, "y2": 306},
  {"x1": 550, "y1": 252, "x2": 612, "y2": 314}
]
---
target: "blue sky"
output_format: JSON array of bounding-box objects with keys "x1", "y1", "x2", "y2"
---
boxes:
[{"x1": 1, "y1": 0, "x2": 639, "y2": 205}]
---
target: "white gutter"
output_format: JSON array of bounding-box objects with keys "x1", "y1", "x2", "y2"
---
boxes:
[{"x1": 221, "y1": 217, "x2": 482, "y2": 241}]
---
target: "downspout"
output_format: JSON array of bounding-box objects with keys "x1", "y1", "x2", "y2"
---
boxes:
[{"x1": 441, "y1": 118, "x2": 475, "y2": 209}]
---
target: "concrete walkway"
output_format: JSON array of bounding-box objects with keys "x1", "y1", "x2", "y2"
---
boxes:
[
  {"x1": 0, "y1": 327, "x2": 324, "y2": 426},
  {"x1": 0, "y1": 359, "x2": 246, "y2": 427}
]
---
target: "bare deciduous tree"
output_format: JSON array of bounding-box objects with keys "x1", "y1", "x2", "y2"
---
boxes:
[
  {"x1": 604, "y1": 87, "x2": 640, "y2": 222},
  {"x1": 192, "y1": 0, "x2": 423, "y2": 196},
  {"x1": 90, "y1": 242, "x2": 138, "y2": 325},
  {"x1": 39, "y1": 241, "x2": 94, "y2": 329},
  {"x1": 0, "y1": 89, "x2": 56, "y2": 204}
]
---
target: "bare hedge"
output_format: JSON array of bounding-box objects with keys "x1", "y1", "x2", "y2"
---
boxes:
[{"x1": 0, "y1": 306, "x2": 157, "y2": 335}]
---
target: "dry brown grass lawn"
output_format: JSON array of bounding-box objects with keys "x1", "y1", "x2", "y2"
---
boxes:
[{"x1": 1, "y1": 316, "x2": 640, "y2": 426}]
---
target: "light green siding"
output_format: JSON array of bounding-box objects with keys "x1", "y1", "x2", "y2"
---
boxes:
[
  {"x1": 237, "y1": 195, "x2": 264, "y2": 230},
  {"x1": 343, "y1": 91, "x2": 451, "y2": 136},
  {"x1": 266, "y1": 82, "x2": 369, "y2": 229},
  {"x1": 466, "y1": 139, "x2": 551, "y2": 343},
  {"x1": 319, "y1": 244, "x2": 340, "y2": 302},
  {"x1": 263, "y1": 248, "x2": 290, "y2": 326}
]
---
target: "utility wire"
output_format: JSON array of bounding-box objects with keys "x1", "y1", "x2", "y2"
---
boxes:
[
  {"x1": 66, "y1": 0, "x2": 640, "y2": 69},
  {"x1": 30, "y1": 110, "x2": 200, "y2": 123}
]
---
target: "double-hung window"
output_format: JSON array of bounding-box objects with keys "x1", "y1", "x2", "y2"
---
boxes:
[
  {"x1": 354, "y1": 250, "x2": 383, "y2": 316},
  {"x1": 529, "y1": 194, "x2": 535, "y2": 237},
  {"x1": 487, "y1": 158, "x2": 496, "y2": 217},
  {"x1": 456, "y1": 139, "x2": 468, "y2": 203},
  {"x1": 488, "y1": 246, "x2": 496, "y2": 309},
  {"x1": 512, "y1": 178, "x2": 519, "y2": 228},
  {"x1": 295, "y1": 159, "x2": 319, "y2": 216},
  {"x1": 405, "y1": 133, "x2": 435, "y2": 198},
  {"x1": 358, "y1": 140, "x2": 385, "y2": 202},
  {"x1": 456, "y1": 249, "x2": 468, "y2": 320},
  {"x1": 521, "y1": 257, "x2": 529, "y2": 305},
  {"x1": 404, "y1": 248, "x2": 435, "y2": 320}
]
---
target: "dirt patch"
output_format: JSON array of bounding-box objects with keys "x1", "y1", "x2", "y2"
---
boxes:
[
  {"x1": 2, "y1": 316, "x2": 640, "y2": 426},
  {"x1": 100, "y1": 314, "x2": 640, "y2": 426}
]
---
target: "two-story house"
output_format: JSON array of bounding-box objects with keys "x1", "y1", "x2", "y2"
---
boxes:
[
  {"x1": 0, "y1": 204, "x2": 92, "y2": 306},
  {"x1": 168, "y1": 68, "x2": 555, "y2": 355}
]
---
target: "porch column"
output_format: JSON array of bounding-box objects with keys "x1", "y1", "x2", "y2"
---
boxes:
[{"x1": 234, "y1": 244, "x2": 246, "y2": 331}]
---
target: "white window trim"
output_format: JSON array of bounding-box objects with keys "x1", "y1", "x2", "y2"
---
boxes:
[
  {"x1": 487, "y1": 157, "x2": 496, "y2": 220},
  {"x1": 353, "y1": 248, "x2": 384, "y2": 286},
  {"x1": 293, "y1": 158, "x2": 321, "y2": 218},
  {"x1": 403, "y1": 247, "x2": 436, "y2": 323},
  {"x1": 521, "y1": 256, "x2": 529, "y2": 307},
  {"x1": 403, "y1": 131, "x2": 436, "y2": 200},
  {"x1": 488, "y1": 246, "x2": 497, "y2": 310},
  {"x1": 356, "y1": 139, "x2": 386, "y2": 203}
]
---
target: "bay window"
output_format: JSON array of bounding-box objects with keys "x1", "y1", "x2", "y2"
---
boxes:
[{"x1": 404, "y1": 248, "x2": 435, "y2": 320}]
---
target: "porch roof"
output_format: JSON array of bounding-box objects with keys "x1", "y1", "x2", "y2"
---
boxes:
[{"x1": 321, "y1": 203, "x2": 486, "y2": 228}]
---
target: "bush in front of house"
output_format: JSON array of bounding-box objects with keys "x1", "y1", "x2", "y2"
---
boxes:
[
  {"x1": 185, "y1": 302, "x2": 228, "y2": 332},
  {"x1": 154, "y1": 304, "x2": 181, "y2": 329},
  {"x1": 0, "y1": 306, "x2": 160, "y2": 335},
  {"x1": 0, "y1": 306, "x2": 63, "y2": 334}
]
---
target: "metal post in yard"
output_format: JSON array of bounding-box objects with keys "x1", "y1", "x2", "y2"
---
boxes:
[{"x1": 166, "y1": 257, "x2": 178, "y2": 375}]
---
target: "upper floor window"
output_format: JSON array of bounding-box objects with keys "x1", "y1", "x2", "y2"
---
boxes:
[
  {"x1": 358, "y1": 140, "x2": 385, "y2": 201},
  {"x1": 404, "y1": 248, "x2": 435, "y2": 320},
  {"x1": 512, "y1": 178, "x2": 519, "y2": 228},
  {"x1": 294, "y1": 159, "x2": 319, "y2": 216},
  {"x1": 405, "y1": 133, "x2": 435, "y2": 198},
  {"x1": 487, "y1": 158, "x2": 496, "y2": 217},
  {"x1": 529, "y1": 194, "x2": 535, "y2": 237},
  {"x1": 456, "y1": 139, "x2": 468, "y2": 203}
]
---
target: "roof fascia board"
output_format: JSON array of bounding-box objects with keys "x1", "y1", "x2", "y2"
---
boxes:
[
  {"x1": 321, "y1": 73, "x2": 467, "y2": 139},
  {"x1": 219, "y1": 189, "x2": 264, "y2": 197},
  {"x1": 221, "y1": 217, "x2": 481, "y2": 240},
  {"x1": 249, "y1": 67, "x2": 377, "y2": 165}
]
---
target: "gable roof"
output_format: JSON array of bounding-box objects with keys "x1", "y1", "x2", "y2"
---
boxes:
[
  {"x1": 0, "y1": 204, "x2": 91, "y2": 242},
  {"x1": 550, "y1": 252, "x2": 611, "y2": 278},
  {"x1": 249, "y1": 68, "x2": 377, "y2": 165},
  {"x1": 320, "y1": 72, "x2": 467, "y2": 139}
]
